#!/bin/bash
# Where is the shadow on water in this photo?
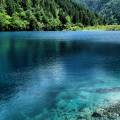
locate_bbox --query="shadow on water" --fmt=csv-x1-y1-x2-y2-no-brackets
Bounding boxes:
0,38,120,97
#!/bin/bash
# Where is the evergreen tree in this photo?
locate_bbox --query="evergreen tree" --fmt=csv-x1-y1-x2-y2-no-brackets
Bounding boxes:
0,0,102,31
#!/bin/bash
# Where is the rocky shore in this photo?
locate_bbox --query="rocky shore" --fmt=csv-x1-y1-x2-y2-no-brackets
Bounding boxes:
91,102,120,120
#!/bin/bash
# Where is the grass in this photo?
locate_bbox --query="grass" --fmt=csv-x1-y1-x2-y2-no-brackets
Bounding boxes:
83,25,120,31
64,25,120,31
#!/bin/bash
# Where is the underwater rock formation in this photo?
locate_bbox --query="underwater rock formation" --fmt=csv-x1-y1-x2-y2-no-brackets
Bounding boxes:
91,102,120,120
96,87,120,94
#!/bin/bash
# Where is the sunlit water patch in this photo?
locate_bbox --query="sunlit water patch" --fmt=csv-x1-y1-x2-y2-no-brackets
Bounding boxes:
0,32,120,120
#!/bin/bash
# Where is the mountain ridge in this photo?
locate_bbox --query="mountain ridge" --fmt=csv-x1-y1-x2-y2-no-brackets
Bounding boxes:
76,0,120,24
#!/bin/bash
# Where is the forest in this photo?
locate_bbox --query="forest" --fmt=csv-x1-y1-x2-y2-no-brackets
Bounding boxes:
77,0,120,25
0,0,102,31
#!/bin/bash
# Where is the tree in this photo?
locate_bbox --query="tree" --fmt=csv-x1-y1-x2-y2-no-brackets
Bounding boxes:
0,12,11,30
0,0,102,30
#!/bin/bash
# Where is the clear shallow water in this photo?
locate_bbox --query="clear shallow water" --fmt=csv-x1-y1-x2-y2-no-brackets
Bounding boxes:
0,31,120,120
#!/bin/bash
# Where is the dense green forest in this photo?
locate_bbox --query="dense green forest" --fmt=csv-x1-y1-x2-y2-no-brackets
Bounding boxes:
76,0,120,25
0,0,102,31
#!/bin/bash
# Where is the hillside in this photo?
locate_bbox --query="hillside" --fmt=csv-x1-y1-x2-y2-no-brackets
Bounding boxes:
0,0,101,31
76,0,120,24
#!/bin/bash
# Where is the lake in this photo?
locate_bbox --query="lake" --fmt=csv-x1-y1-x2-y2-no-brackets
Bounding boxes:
0,31,120,120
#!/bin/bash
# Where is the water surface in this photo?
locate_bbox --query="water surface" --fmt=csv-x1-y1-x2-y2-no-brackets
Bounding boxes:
0,31,120,120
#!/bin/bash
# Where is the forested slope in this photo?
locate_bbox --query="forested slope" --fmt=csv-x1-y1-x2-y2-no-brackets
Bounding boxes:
76,0,120,24
0,0,101,31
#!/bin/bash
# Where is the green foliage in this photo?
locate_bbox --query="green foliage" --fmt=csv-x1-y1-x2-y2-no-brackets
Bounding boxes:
83,25,120,31
78,0,120,25
0,12,11,30
66,16,72,25
0,0,102,31
5,0,15,15
10,12,28,30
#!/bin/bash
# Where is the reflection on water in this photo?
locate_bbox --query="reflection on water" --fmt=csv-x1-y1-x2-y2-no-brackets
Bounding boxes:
0,32,120,120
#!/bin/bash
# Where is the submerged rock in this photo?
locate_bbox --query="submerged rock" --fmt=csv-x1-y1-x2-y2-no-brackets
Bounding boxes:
91,102,120,120
92,112,102,117
96,87,120,94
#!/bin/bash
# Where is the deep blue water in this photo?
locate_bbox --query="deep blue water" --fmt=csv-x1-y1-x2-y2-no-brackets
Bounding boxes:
0,31,120,120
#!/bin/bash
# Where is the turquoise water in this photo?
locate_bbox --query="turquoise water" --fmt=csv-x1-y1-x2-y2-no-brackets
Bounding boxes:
0,31,120,120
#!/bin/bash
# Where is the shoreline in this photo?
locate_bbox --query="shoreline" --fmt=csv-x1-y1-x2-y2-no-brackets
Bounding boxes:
0,25,120,32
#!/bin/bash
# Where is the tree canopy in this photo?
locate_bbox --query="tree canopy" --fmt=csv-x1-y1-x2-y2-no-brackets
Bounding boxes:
0,0,102,31
77,0,120,25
